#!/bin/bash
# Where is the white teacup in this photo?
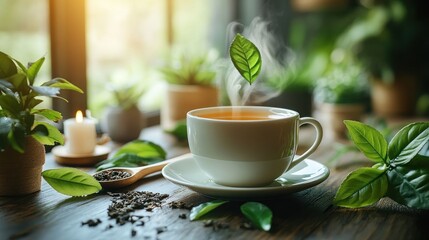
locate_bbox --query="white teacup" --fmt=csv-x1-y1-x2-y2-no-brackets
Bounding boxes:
187,106,323,187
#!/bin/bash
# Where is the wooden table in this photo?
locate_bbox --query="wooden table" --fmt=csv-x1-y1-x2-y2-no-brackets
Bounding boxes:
1,126,428,240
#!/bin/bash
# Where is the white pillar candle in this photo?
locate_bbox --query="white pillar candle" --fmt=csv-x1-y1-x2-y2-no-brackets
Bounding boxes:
64,110,97,155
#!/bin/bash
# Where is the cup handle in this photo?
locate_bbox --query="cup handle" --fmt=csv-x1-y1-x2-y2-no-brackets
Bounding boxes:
289,117,323,170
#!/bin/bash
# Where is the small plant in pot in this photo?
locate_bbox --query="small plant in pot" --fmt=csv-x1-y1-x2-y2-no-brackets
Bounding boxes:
0,51,82,196
336,0,423,117
160,50,219,130
101,83,145,143
314,64,369,140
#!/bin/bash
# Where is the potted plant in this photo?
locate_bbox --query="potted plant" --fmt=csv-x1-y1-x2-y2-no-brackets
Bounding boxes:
160,50,219,130
336,0,422,117
313,64,369,139
0,51,82,196
101,84,144,143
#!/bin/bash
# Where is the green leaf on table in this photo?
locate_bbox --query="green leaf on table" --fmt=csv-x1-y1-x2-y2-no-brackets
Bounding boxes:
240,202,272,231
229,33,262,85
42,168,102,196
344,120,388,164
166,120,187,141
189,200,228,221
96,153,165,171
114,140,167,159
388,122,429,166
387,154,429,209
334,167,388,208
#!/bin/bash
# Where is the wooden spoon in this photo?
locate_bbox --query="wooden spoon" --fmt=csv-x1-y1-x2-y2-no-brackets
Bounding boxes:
95,153,192,189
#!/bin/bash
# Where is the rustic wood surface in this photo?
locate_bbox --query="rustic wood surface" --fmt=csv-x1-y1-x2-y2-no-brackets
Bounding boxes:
1,125,428,240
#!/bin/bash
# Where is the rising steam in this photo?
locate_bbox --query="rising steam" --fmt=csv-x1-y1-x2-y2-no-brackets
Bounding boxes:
224,17,294,106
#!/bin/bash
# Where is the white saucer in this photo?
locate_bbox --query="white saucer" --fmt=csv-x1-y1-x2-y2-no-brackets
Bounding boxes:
162,156,330,199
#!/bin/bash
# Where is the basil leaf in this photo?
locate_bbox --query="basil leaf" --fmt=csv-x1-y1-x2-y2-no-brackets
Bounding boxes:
114,140,167,159
96,153,164,171
344,120,388,164
229,33,262,85
334,167,388,208
189,200,228,221
42,168,102,196
240,202,272,231
388,122,429,166
387,154,429,209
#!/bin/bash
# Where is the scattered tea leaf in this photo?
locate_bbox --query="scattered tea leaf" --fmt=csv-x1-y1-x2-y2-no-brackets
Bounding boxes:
388,122,429,166
344,120,388,164
229,33,262,85
334,167,388,208
189,200,228,221
240,202,272,231
42,168,102,196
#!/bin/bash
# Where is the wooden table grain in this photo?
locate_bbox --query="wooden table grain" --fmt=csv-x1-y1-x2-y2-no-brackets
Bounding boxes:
1,126,428,240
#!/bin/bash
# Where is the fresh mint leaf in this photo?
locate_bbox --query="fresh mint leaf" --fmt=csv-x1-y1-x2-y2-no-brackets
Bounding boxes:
240,202,272,231
388,122,429,166
344,120,388,164
189,200,228,221
42,168,102,196
229,33,262,85
387,154,429,209
334,167,388,208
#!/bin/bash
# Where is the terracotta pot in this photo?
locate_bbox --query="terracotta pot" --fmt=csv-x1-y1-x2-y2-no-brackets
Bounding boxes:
318,103,365,140
371,76,417,118
0,137,45,196
102,105,144,143
161,85,218,130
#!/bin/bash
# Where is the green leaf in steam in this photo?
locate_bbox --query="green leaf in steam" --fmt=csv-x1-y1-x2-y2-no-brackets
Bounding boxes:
388,122,429,166
189,200,228,221
240,202,272,231
334,167,388,208
229,33,262,85
344,120,388,164
42,168,102,196
387,154,429,209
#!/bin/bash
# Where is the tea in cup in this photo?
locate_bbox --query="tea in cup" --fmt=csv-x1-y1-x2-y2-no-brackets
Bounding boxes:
187,106,323,187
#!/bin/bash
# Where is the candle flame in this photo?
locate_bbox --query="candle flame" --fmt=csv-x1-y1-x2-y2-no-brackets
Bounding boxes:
76,110,83,123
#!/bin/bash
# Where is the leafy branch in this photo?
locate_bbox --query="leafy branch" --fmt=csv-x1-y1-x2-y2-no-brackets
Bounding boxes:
334,120,429,209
